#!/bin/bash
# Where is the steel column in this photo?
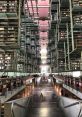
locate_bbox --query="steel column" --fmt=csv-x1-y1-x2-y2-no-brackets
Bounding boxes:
69,0,74,51
66,23,70,70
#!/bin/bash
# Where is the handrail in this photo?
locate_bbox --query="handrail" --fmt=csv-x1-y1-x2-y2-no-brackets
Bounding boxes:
11,97,31,117
14,103,27,109
64,101,81,108
64,101,82,117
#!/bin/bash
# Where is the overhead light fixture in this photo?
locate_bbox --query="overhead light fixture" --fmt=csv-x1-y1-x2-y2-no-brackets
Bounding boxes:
73,71,80,77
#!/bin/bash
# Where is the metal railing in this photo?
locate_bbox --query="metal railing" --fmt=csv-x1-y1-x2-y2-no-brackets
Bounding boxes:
11,97,31,117
64,101,82,117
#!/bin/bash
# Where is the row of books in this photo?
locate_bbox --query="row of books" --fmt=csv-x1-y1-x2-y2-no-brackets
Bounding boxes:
73,0,82,7
59,31,67,40
0,0,17,13
73,15,82,24
60,9,70,17
0,53,12,70
74,32,82,39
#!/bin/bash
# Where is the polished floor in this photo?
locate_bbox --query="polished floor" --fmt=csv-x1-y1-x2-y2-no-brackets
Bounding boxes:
26,78,66,117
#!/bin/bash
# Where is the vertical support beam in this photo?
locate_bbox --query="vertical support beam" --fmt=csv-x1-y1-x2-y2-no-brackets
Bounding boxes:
11,52,14,71
57,24,59,42
18,0,21,46
3,51,5,74
23,27,26,73
53,28,56,73
56,47,59,72
80,51,82,70
57,1,60,42
55,24,58,72
57,1,59,71
30,0,35,17
27,0,31,17
51,51,52,71
17,0,20,75
56,2,59,50
64,42,67,71
25,24,27,73
69,0,74,51
58,0,61,21
55,25,58,48
13,50,17,75
49,0,51,28
66,23,70,70
57,4,59,21
0,100,1,117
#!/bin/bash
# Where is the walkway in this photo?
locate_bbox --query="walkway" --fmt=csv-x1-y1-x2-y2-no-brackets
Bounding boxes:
0,85,25,103
26,78,66,117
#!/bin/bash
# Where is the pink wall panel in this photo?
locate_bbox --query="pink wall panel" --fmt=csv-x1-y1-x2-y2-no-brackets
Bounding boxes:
38,0,49,6
38,8,49,17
